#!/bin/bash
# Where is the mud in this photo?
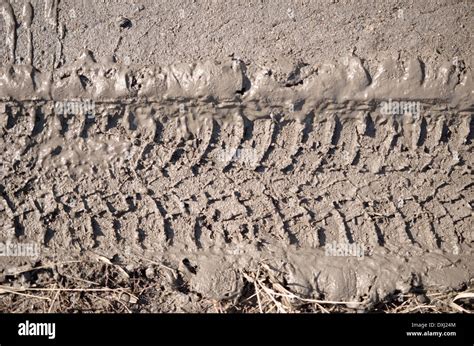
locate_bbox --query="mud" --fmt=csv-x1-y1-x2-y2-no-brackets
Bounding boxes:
0,0,473,311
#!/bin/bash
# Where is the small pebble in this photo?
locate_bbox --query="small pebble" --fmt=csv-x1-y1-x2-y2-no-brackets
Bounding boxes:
416,294,429,304
120,293,130,303
145,267,155,279
125,264,135,272
118,16,132,29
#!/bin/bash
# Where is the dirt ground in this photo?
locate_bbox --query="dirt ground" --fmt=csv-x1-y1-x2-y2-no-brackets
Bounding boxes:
0,0,473,313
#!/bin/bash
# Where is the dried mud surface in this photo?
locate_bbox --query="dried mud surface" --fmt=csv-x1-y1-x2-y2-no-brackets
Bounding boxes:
0,0,473,312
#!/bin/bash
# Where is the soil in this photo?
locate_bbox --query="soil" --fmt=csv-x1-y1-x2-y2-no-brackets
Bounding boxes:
0,0,473,312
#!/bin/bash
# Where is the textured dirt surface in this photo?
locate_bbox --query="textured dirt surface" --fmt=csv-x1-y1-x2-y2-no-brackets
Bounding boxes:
0,0,473,312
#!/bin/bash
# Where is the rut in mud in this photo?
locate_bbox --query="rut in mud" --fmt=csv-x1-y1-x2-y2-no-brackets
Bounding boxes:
1,52,473,306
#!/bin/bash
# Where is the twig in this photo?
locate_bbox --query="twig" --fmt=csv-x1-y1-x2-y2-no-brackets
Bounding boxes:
0,287,50,301
48,286,61,313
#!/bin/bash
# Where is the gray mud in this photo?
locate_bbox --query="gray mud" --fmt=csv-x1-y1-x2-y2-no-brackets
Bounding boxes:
0,0,473,312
